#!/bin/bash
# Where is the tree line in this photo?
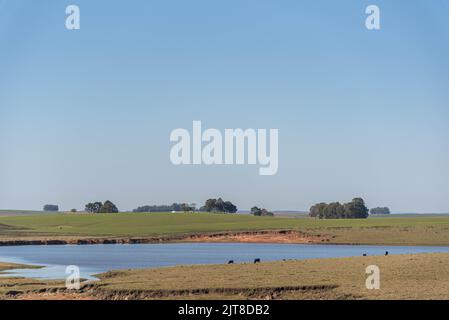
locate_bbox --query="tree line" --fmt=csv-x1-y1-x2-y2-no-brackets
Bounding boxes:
133,203,195,213
309,198,369,219
43,204,59,212
43,198,277,216
44,199,388,218
370,207,391,214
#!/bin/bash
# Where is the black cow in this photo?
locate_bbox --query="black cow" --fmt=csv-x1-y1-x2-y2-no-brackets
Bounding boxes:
385,251,389,256
363,253,367,257
228,260,234,264
254,258,261,263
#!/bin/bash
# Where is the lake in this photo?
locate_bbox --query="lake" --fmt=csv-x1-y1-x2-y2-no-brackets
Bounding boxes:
1,243,449,280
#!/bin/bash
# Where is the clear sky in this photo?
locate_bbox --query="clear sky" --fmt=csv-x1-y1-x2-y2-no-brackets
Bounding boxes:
1,0,448,212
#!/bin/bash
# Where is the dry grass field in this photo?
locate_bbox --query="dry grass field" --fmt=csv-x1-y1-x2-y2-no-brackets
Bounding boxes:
90,253,449,300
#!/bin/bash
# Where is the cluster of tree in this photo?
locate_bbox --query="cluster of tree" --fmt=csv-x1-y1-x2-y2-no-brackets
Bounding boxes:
179,203,196,212
200,198,237,213
43,204,59,212
370,207,391,214
309,198,369,219
85,200,118,213
250,207,274,216
133,203,196,213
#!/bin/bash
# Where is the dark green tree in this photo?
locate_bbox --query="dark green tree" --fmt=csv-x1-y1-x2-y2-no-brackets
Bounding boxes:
204,199,217,212
251,206,262,216
309,202,327,219
99,200,119,213
202,198,237,213
85,202,103,214
223,201,237,213
344,198,369,219
324,202,345,219
309,198,368,219
215,198,225,212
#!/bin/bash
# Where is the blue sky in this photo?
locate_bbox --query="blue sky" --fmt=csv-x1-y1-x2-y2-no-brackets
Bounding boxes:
1,0,448,212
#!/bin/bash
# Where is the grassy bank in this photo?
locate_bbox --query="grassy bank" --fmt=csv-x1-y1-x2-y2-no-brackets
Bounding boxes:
0,263,59,299
91,252,449,300
1,212,449,245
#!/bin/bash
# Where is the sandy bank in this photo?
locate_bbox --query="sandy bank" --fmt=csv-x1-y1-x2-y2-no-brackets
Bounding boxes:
0,230,326,246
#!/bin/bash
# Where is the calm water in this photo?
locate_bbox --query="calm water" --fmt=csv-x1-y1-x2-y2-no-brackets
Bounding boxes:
1,243,449,280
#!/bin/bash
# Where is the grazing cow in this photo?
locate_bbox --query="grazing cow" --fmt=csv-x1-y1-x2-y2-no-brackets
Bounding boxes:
228,260,234,264
254,258,261,264
385,251,389,256
363,253,367,257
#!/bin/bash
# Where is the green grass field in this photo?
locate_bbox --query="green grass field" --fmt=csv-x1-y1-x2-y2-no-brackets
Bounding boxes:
1,212,449,245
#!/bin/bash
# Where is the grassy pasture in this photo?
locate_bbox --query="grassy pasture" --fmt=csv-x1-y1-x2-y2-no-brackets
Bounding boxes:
1,212,449,245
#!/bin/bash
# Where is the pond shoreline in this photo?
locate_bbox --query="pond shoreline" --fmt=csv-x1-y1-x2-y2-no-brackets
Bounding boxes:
2,229,449,247
0,230,327,247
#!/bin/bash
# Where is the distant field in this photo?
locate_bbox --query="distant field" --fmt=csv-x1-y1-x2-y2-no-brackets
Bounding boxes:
1,212,449,245
371,213,449,218
0,210,56,217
